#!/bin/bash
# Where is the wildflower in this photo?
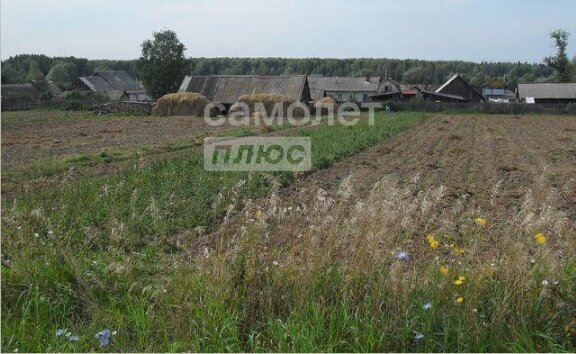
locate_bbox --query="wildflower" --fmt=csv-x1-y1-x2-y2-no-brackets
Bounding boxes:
396,251,410,261
48,230,53,236
534,233,547,245
541,280,549,286
255,210,264,219
414,332,424,340
440,265,449,275
272,261,279,266
426,234,440,249
450,243,465,255
423,302,432,310
456,297,464,303
55,329,66,337
475,217,487,227
95,329,111,346
454,275,465,286
34,233,39,238
69,336,79,342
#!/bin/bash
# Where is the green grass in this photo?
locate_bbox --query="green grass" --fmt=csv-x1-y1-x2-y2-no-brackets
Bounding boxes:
3,112,574,352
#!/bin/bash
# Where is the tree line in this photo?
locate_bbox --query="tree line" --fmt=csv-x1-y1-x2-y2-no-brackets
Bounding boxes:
2,30,575,98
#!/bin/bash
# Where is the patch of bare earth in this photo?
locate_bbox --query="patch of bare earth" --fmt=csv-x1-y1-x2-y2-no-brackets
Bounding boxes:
1,111,236,167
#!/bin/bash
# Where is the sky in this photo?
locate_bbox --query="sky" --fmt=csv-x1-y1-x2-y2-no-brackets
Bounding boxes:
1,0,575,63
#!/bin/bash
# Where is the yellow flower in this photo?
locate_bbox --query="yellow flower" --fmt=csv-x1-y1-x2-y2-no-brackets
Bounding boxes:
534,233,547,245
456,297,464,303
255,210,264,219
475,217,487,227
454,275,465,286
450,243,465,255
440,265,449,276
426,234,440,249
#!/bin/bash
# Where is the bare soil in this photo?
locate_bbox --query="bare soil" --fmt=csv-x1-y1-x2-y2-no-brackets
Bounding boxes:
1,111,235,167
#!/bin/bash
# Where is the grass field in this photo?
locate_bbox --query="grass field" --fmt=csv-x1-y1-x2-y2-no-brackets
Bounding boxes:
1,111,575,352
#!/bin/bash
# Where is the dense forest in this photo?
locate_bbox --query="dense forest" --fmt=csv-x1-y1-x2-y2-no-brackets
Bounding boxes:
3,53,576,91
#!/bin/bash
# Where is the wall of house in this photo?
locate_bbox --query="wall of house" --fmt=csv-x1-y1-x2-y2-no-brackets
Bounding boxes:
326,91,373,102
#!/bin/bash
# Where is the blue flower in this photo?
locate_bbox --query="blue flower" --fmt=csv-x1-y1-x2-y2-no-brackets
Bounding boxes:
55,329,65,337
68,335,80,342
414,332,424,340
423,302,432,310
95,329,111,346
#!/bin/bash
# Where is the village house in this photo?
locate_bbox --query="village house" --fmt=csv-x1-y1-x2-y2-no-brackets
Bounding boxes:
71,71,150,101
1,80,62,105
178,75,311,112
420,74,484,102
308,75,383,103
482,78,516,102
517,82,576,103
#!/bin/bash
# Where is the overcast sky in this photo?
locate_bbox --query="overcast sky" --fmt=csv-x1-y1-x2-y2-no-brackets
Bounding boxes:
1,0,575,62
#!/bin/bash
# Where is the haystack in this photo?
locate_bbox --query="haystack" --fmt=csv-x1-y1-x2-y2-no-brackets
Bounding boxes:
229,94,307,118
151,92,216,117
314,96,338,115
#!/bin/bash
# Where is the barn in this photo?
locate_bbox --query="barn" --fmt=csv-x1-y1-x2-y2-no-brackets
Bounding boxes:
71,71,150,101
178,75,311,111
423,74,484,102
517,82,576,103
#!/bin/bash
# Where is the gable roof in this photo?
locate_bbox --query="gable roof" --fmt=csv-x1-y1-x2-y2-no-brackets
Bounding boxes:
436,74,484,101
308,77,381,93
178,75,310,104
77,71,140,93
517,82,576,99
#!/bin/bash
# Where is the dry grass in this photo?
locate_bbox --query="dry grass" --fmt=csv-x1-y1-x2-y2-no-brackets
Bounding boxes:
314,96,338,115
151,92,216,117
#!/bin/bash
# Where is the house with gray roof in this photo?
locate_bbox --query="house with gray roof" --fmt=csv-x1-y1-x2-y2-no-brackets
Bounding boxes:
517,82,576,103
178,75,311,109
308,75,386,103
71,71,150,101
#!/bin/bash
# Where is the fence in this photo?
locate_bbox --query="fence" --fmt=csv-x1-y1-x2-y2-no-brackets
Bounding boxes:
385,101,576,115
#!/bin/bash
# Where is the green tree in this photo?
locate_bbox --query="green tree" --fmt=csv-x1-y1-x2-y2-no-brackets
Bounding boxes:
544,29,571,82
137,29,186,98
46,62,77,89
26,60,45,81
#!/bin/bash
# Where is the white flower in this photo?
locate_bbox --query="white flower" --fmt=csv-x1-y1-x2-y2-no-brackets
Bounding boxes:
414,332,424,340
34,233,39,238
542,280,549,286
272,261,279,266
48,230,53,236
396,251,410,261
423,302,432,310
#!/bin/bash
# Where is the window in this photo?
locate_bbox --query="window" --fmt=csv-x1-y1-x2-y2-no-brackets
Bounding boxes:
337,93,342,101
363,94,368,101
384,85,390,92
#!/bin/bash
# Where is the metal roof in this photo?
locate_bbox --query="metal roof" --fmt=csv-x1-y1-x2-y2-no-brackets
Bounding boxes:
308,77,380,93
310,88,325,102
77,71,140,93
517,82,576,99
178,75,310,104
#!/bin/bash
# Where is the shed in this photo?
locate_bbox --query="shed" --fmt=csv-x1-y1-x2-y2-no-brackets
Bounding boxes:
517,82,576,103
